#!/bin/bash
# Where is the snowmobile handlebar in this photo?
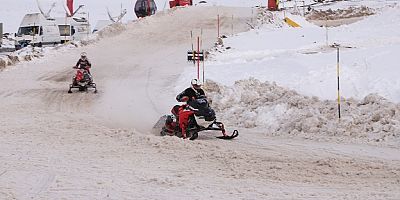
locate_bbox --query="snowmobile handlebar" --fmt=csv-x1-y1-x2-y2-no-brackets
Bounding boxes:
180,95,207,102
72,65,91,69
73,66,91,70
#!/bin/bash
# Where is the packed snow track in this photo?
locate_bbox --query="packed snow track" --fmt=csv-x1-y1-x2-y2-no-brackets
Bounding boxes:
0,6,399,200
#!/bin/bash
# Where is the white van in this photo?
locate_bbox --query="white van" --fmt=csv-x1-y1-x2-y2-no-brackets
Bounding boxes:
15,13,61,49
55,17,91,43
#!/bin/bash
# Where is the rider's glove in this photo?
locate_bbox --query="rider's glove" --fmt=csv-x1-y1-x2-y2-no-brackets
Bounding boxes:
180,96,189,102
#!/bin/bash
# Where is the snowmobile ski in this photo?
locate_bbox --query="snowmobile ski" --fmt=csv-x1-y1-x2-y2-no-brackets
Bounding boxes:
216,130,239,140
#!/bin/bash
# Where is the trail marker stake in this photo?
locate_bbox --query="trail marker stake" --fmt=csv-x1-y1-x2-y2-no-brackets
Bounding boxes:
336,44,341,119
187,32,205,82
217,14,220,38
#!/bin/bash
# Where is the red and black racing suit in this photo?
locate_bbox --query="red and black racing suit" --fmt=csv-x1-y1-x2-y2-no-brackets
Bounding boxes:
176,87,205,138
75,58,92,74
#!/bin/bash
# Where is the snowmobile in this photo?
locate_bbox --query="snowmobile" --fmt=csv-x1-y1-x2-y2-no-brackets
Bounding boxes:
158,97,238,140
68,66,97,93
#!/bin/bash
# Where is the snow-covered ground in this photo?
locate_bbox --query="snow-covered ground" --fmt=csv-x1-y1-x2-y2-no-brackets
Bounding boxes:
0,0,151,33
185,3,400,101
1,0,400,199
0,0,267,33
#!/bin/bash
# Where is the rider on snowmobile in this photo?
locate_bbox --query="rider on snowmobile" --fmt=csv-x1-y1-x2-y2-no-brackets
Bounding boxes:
75,52,92,73
175,78,206,139
176,78,205,102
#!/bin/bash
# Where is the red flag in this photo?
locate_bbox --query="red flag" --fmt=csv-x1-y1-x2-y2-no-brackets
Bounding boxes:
67,0,74,15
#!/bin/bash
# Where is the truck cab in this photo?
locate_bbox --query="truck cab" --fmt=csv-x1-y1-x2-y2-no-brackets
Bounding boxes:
15,13,61,49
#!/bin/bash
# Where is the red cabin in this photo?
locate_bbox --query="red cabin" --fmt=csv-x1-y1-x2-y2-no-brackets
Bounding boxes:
169,0,193,8
134,0,157,18
268,0,278,11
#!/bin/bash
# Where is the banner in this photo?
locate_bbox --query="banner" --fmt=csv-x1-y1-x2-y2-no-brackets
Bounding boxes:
67,0,74,15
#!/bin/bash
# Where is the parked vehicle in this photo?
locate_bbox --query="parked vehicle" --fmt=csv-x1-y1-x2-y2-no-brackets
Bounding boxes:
55,17,90,43
15,13,61,49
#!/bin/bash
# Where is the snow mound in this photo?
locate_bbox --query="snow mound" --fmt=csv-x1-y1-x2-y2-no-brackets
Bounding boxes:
306,6,375,21
94,22,127,39
206,78,400,145
0,48,45,69
254,7,285,29
254,7,317,29
0,22,128,69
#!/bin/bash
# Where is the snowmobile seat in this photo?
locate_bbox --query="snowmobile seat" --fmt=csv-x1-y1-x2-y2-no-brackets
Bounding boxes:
171,105,181,117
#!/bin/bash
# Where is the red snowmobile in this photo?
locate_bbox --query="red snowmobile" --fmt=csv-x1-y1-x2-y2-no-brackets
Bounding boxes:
68,66,97,93
158,96,238,140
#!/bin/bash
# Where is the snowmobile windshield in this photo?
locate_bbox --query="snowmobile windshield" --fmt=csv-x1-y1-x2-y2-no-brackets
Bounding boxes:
188,98,208,110
189,98,216,121
17,26,40,36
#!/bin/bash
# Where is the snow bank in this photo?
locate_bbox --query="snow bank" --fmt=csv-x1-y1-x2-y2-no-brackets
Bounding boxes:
0,48,43,69
306,6,375,21
198,3,400,104
311,0,398,11
206,78,400,145
92,22,127,40
0,22,127,70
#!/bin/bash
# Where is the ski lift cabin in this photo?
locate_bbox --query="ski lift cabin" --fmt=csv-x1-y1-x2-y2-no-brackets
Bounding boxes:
169,0,193,8
134,0,157,18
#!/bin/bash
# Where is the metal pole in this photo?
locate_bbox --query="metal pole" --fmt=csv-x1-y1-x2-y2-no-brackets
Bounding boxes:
87,12,90,38
337,47,341,119
197,36,200,80
202,56,205,84
200,29,203,50
0,23,3,47
201,29,204,83
231,15,234,36
190,31,194,51
33,23,36,42
65,16,67,43
217,14,220,38
251,8,253,25
190,30,194,65
325,16,329,46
